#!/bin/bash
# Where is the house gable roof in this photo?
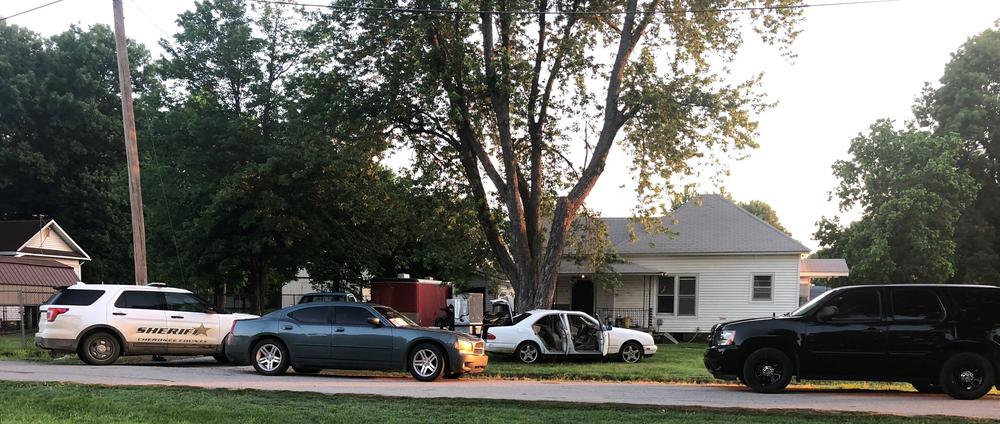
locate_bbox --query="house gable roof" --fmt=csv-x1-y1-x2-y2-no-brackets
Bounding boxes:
602,194,811,255
0,219,91,261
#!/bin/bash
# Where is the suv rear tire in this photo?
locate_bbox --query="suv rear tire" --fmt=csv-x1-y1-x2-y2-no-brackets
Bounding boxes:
78,331,121,365
741,347,793,394
939,352,995,400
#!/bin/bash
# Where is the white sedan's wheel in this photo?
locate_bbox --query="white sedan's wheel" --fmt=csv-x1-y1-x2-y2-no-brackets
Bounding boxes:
516,342,541,364
619,341,643,364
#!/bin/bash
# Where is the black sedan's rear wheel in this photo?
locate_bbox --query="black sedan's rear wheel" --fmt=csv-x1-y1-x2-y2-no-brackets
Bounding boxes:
741,347,793,394
251,339,289,376
939,352,995,400
409,343,445,382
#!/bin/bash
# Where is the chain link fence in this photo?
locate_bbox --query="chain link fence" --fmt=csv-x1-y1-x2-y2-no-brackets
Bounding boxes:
0,289,55,345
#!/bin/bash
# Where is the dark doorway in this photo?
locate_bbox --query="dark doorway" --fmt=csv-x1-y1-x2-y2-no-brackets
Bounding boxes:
571,279,595,315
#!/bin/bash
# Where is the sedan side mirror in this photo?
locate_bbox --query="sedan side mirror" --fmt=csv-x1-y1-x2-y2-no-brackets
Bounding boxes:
368,317,382,327
816,305,838,321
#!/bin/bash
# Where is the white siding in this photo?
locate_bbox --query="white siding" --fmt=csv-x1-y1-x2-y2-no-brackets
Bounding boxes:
24,227,74,252
612,254,801,334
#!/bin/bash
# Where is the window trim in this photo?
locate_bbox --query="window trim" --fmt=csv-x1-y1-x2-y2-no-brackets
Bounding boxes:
656,274,698,317
819,287,883,323
889,288,947,323
333,305,376,326
288,306,332,325
750,273,775,302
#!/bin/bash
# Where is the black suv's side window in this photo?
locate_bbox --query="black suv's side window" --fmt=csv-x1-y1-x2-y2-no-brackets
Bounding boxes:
335,306,374,325
891,289,944,321
825,289,881,322
114,291,166,310
289,306,331,324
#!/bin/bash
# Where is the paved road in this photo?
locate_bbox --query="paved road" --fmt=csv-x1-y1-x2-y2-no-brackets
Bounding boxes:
0,359,997,419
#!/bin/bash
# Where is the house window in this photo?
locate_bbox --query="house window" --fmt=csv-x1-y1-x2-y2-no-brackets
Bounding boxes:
657,275,697,316
752,275,773,301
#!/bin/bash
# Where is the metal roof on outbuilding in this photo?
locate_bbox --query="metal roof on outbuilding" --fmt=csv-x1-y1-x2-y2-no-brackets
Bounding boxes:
0,257,79,288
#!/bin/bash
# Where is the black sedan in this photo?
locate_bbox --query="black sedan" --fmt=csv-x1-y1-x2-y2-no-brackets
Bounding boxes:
225,302,488,381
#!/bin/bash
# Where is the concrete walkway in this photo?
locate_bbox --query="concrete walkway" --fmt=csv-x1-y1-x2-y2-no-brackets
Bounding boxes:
0,359,997,420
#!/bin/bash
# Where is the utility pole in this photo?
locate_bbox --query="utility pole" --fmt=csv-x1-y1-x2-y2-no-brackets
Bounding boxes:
112,0,148,285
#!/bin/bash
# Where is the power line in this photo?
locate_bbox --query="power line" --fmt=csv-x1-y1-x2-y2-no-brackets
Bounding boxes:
0,0,66,22
247,0,903,16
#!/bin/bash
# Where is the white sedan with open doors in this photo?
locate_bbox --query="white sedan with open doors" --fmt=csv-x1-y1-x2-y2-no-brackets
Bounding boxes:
484,309,657,364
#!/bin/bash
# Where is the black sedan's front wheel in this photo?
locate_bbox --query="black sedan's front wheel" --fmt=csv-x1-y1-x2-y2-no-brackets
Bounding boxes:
741,347,793,394
409,343,445,382
252,339,289,376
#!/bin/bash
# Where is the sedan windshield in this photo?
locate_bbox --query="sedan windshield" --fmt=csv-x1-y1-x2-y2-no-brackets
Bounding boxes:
790,289,837,317
374,306,419,327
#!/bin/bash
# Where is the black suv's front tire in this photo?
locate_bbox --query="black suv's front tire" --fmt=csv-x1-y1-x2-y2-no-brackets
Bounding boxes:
939,352,995,400
741,347,793,394
78,331,121,365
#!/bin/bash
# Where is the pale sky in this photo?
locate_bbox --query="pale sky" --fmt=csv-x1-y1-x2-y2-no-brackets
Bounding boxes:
5,0,1000,251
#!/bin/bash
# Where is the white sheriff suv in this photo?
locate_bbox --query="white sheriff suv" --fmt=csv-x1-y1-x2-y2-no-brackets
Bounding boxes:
35,283,256,365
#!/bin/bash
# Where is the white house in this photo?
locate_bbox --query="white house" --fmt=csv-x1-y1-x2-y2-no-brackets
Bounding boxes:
555,195,848,336
0,219,90,278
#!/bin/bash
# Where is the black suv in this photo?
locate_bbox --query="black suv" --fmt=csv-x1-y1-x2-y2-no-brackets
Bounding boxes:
704,284,1000,400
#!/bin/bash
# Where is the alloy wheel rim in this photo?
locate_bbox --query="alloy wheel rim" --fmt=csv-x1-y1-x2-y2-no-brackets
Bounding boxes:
622,345,641,363
256,344,282,372
754,359,782,385
412,349,439,377
520,345,538,363
956,367,984,391
89,337,114,360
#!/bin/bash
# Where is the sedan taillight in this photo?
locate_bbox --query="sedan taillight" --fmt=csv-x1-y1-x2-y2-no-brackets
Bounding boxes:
46,307,69,322
485,331,496,340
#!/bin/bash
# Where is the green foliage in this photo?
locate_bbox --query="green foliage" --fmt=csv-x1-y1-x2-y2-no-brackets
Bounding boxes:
308,0,804,308
815,121,978,283
737,199,790,235
915,25,1000,283
0,23,151,282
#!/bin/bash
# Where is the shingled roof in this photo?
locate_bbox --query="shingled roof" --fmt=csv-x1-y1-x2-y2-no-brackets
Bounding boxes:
600,194,811,255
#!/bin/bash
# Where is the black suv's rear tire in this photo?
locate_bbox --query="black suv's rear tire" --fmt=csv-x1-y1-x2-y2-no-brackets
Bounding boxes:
741,347,793,394
78,331,121,365
939,352,995,400
911,382,943,394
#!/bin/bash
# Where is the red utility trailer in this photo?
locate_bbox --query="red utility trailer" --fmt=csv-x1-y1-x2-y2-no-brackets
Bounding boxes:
370,275,452,327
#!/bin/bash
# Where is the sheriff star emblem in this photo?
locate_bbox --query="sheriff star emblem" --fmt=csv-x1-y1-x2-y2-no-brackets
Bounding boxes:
192,324,210,336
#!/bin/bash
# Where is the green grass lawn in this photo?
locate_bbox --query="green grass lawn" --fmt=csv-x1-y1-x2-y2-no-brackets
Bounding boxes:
0,381,986,424
0,333,64,361
481,343,714,383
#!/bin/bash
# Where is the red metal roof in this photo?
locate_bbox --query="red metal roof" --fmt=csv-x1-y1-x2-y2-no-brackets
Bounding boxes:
0,257,79,288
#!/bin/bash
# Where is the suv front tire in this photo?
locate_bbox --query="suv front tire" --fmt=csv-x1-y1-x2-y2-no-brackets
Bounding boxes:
742,347,793,394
